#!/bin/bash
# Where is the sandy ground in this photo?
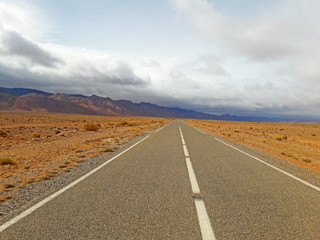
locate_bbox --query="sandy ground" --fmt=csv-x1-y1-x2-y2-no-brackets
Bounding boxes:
0,112,171,203
185,120,320,174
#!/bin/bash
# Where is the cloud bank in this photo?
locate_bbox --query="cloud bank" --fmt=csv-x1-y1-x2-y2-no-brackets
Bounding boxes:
168,0,320,117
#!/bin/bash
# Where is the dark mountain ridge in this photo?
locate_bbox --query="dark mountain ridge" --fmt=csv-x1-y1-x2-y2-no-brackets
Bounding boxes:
0,87,52,97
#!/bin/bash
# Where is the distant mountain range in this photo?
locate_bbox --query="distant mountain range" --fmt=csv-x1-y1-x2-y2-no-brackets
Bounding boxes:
0,87,271,121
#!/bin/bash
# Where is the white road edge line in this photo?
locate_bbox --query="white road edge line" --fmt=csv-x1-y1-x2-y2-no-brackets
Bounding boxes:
195,200,217,240
215,138,320,192
0,135,150,233
185,157,200,194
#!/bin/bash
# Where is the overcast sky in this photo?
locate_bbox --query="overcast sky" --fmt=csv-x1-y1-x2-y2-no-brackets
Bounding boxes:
0,0,319,119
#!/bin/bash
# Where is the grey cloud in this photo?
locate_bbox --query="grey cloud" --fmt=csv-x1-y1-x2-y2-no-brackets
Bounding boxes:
232,34,295,61
74,61,150,87
0,27,149,89
244,82,276,92
169,69,200,89
140,59,161,68
0,55,150,99
137,92,320,120
170,69,185,79
197,54,226,76
106,61,150,86
1,29,62,67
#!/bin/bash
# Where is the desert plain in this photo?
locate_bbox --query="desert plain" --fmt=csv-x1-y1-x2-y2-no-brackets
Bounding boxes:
0,112,171,203
186,119,320,174
1,113,320,204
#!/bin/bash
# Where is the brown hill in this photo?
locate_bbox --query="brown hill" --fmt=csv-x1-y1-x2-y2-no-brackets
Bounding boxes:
0,93,17,109
0,89,220,119
12,93,93,114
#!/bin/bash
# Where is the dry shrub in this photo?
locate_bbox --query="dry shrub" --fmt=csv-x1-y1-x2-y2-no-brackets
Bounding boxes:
0,195,12,203
33,133,41,138
101,147,114,152
116,121,129,127
84,123,101,131
303,159,312,163
0,129,8,137
0,157,15,165
104,123,114,128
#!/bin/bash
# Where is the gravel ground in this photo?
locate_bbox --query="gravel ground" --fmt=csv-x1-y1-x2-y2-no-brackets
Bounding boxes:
0,133,149,224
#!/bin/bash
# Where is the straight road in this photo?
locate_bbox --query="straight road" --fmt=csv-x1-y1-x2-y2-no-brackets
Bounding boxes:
1,121,319,239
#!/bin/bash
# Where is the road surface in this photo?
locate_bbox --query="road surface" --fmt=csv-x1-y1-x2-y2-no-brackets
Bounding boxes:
1,121,319,239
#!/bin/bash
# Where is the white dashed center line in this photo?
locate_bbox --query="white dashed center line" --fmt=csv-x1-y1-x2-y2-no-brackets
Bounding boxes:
195,200,216,240
183,145,190,157
185,157,201,194
179,125,216,240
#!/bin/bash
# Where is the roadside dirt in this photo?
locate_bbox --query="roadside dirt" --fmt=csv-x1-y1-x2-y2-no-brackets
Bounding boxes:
185,120,320,174
0,112,172,202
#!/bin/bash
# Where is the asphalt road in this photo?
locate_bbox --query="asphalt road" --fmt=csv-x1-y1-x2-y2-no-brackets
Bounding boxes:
1,121,319,239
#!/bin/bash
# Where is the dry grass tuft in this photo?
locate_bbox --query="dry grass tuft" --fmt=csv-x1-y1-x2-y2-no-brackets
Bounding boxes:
84,123,101,131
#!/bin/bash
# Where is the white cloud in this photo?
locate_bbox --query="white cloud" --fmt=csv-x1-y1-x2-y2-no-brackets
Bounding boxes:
0,2,49,40
169,0,320,61
196,54,226,76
